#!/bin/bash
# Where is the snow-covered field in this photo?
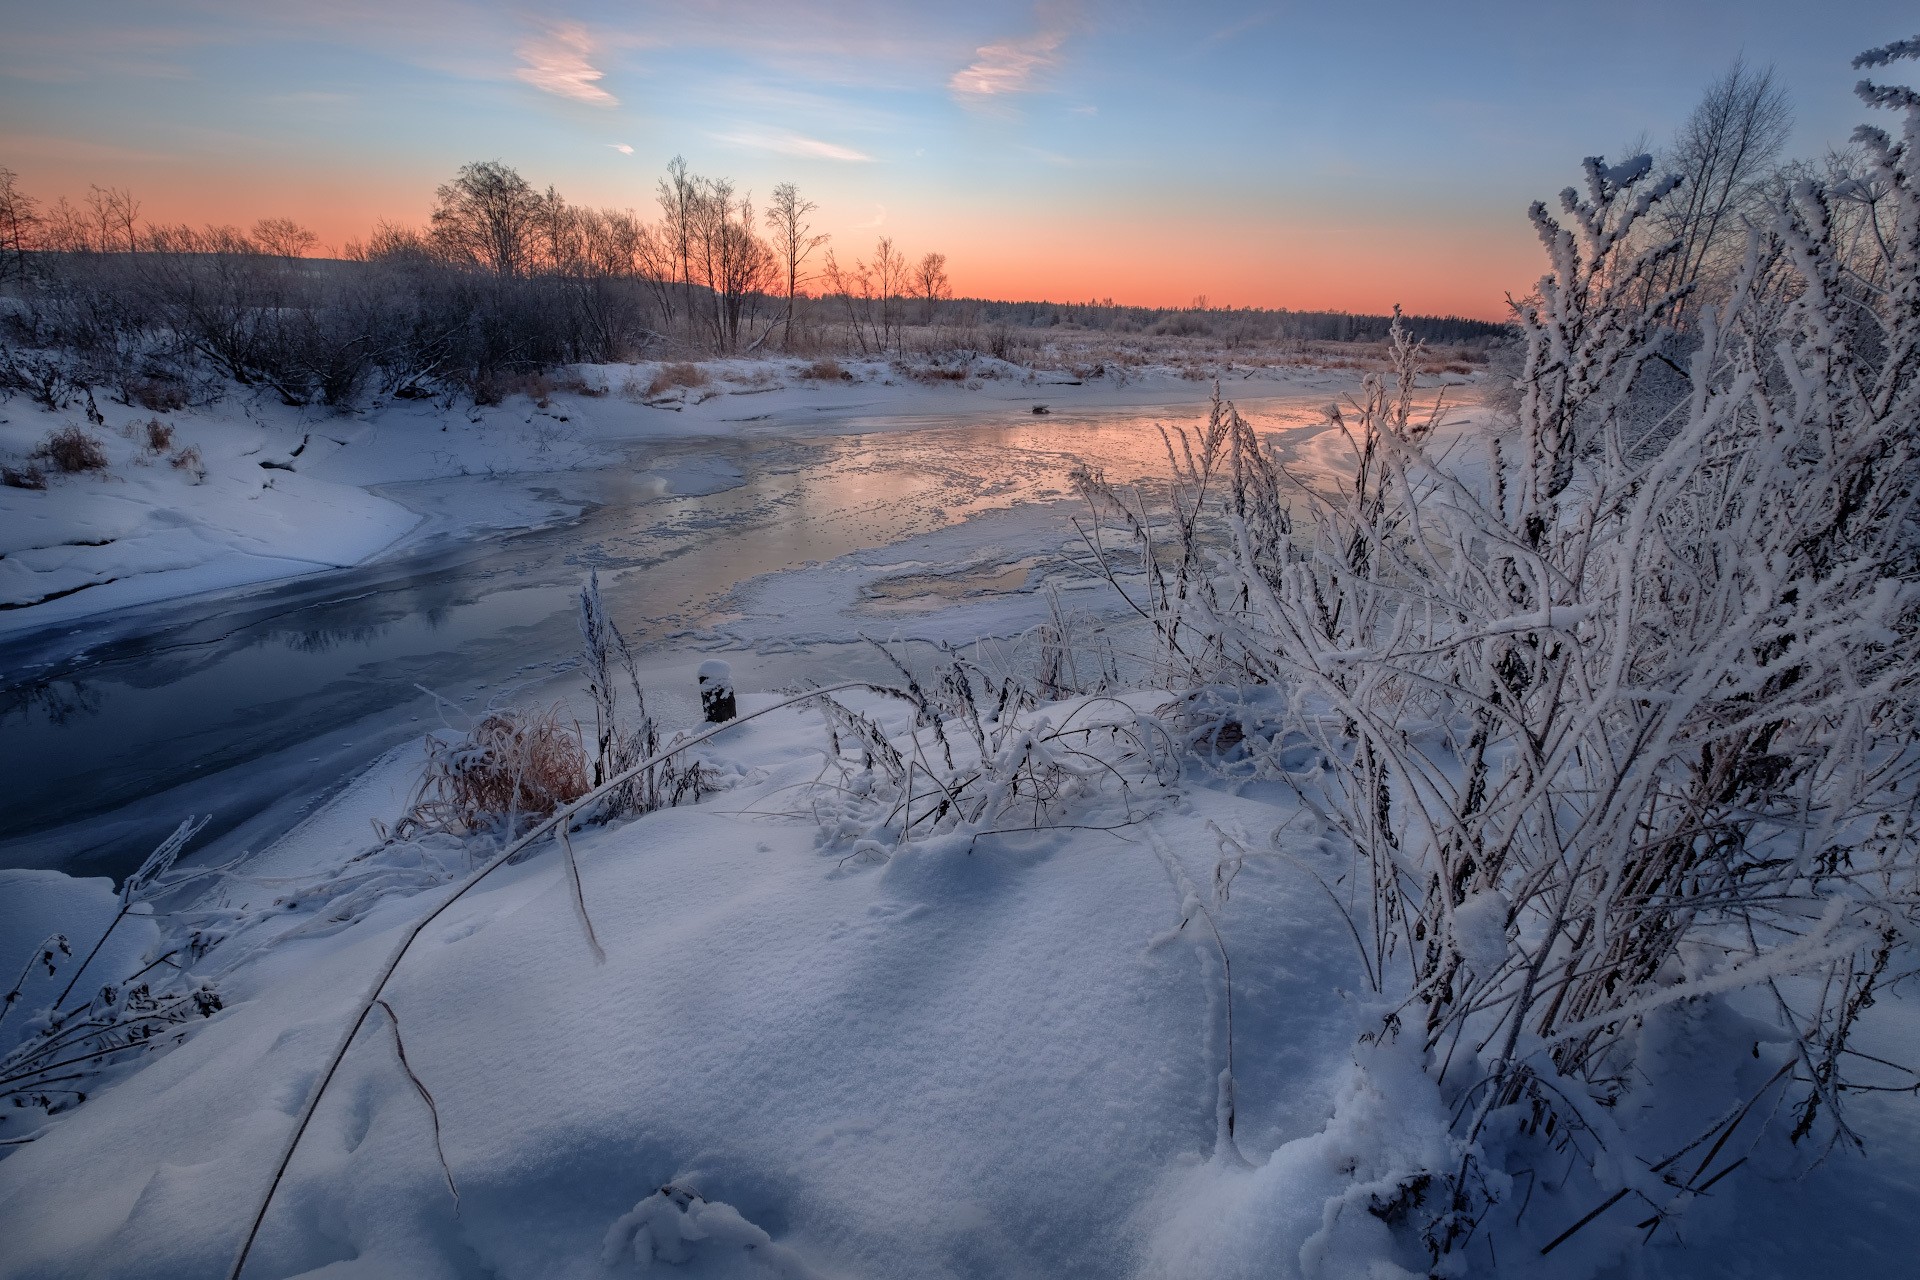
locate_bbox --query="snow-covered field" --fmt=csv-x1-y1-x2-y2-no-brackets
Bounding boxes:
1,687,1912,1279
0,693,1366,1278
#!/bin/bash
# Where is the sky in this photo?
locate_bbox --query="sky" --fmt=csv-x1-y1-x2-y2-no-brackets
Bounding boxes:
1,1,1911,319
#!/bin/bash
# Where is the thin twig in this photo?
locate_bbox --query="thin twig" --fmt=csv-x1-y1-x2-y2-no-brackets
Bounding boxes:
375,998,459,1211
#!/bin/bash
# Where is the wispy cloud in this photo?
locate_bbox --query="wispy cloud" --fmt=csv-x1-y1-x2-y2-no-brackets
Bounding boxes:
948,30,1065,100
608,143,634,155
715,130,874,163
1197,10,1277,50
515,22,616,106
852,204,887,229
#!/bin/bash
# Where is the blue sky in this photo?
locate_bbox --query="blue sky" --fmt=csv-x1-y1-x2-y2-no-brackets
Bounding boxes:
2,1,1909,316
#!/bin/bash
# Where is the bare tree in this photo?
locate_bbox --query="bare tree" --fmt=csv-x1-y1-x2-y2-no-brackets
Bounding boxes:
822,248,876,354
430,161,541,277
533,185,582,275
252,217,318,259
871,237,907,352
84,185,139,253
689,179,774,352
40,197,89,253
914,251,949,326
1645,59,1794,316
633,218,683,333
0,167,39,279
763,182,828,348
656,156,701,336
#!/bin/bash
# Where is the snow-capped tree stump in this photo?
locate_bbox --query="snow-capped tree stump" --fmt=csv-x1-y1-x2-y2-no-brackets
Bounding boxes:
698,660,736,723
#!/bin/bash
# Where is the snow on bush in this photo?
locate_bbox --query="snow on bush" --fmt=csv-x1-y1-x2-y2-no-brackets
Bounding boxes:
1081,43,1920,1268
0,820,221,1135
801,642,1177,868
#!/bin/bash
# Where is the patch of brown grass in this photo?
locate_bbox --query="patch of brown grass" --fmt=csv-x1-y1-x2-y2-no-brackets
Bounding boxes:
123,376,189,412
551,369,610,397
900,360,969,384
34,426,109,473
143,418,175,452
645,362,710,396
1,462,47,489
473,370,555,407
799,358,849,382
401,706,591,836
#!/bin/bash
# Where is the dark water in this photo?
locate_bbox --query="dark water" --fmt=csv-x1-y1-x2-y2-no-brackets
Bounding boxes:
0,395,1350,880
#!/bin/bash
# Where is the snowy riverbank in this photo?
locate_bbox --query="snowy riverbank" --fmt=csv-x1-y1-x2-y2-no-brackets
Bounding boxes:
0,357,1387,638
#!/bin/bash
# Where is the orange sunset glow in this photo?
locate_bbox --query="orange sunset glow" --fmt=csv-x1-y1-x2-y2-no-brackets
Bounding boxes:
4,2,1892,319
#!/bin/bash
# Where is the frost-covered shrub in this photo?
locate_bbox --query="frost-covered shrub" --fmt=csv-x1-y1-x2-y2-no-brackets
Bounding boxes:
577,570,714,819
122,375,188,412
1087,44,1920,1266
0,819,222,1134
804,643,1176,863
397,707,590,837
167,444,204,480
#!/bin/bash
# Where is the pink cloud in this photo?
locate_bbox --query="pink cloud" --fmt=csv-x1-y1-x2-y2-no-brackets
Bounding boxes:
948,30,1064,99
716,130,873,163
515,22,616,106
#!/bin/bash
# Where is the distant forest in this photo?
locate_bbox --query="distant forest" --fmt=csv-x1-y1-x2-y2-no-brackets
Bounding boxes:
0,156,1509,409
963,298,1506,343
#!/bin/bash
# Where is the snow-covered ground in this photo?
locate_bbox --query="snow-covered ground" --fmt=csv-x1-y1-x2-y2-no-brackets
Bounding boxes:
0,356,1381,638
7,356,1911,1279
1,687,1913,1279
0,694,1364,1278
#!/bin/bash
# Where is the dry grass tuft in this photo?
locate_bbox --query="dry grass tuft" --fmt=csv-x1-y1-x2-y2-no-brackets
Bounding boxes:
123,376,189,412
34,427,109,473
399,706,591,837
550,368,610,398
143,418,175,452
645,362,709,395
1,461,48,489
799,358,849,381
473,370,555,407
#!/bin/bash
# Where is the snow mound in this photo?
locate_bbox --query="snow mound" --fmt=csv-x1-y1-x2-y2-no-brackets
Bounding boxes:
603,1185,828,1277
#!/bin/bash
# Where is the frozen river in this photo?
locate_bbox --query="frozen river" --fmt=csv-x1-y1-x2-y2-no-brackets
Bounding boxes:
0,389,1422,879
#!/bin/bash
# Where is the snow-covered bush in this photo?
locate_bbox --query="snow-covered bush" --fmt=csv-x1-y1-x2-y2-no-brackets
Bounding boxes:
1089,44,1920,1266
804,643,1176,862
0,820,222,1134
395,706,591,837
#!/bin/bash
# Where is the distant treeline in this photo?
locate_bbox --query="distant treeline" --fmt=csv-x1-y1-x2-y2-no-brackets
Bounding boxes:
0,157,1510,410
963,299,1507,344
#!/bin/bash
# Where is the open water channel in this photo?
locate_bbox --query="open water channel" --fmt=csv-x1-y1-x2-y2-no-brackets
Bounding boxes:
0,389,1407,879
